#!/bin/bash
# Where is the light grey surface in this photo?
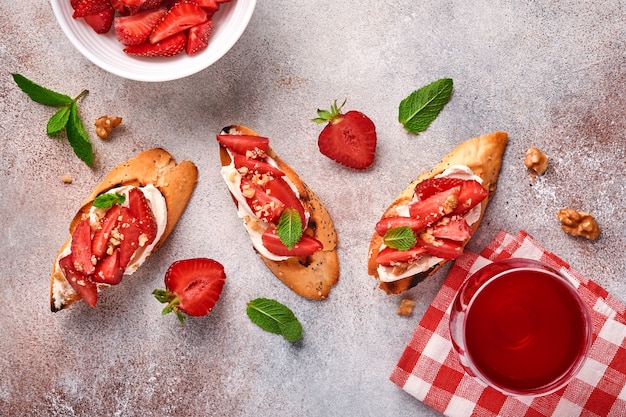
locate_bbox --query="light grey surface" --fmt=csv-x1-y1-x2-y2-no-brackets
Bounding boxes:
1,1,625,416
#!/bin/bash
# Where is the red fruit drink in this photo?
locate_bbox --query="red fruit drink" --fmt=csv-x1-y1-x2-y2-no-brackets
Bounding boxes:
450,258,592,396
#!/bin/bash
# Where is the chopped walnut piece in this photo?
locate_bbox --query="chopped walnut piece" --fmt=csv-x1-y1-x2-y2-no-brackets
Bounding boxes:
397,299,415,316
61,175,73,184
557,208,600,240
94,115,122,139
524,147,548,176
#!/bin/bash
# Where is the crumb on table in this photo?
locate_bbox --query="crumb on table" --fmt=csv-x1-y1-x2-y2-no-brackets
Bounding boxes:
397,299,415,316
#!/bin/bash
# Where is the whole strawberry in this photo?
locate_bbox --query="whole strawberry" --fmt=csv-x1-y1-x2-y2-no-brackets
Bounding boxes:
153,258,226,323
313,99,377,170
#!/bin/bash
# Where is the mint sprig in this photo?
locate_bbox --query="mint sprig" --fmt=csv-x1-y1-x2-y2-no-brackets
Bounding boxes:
246,298,303,342
383,226,417,250
399,78,453,134
276,208,303,249
12,73,93,166
93,192,126,209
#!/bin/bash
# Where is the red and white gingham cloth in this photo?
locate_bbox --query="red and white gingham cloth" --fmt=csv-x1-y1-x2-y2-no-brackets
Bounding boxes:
391,230,626,417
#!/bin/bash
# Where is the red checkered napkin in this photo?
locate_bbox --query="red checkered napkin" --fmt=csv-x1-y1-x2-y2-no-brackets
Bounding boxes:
391,230,626,417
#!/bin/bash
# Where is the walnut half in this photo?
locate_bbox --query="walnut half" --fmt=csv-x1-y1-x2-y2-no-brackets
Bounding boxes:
94,115,122,139
525,147,548,176
557,208,600,240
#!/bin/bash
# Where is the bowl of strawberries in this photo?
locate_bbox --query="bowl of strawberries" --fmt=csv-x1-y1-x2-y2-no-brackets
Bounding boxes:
51,0,256,82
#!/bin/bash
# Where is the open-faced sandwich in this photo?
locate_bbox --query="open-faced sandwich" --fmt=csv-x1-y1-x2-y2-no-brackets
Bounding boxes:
368,131,508,294
50,148,198,311
217,125,339,300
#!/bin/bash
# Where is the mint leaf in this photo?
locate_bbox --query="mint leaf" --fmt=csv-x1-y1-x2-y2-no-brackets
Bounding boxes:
47,106,71,136
277,208,303,249
383,226,417,250
93,192,126,209
399,78,453,134
12,73,73,106
66,102,93,167
246,298,303,342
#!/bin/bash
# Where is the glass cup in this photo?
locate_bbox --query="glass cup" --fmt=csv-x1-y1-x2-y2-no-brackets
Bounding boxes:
449,258,592,397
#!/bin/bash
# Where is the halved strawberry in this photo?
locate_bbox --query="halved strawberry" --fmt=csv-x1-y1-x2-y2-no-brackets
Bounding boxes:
261,227,323,257
72,0,111,18
233,153,284,178
91,204,122,260
431,216,472,242
123,32,187,57
128,188,158,247
453,180,488,215
70,218,96,275
149,1,208,44
263,177,306,228
59,254,98,307
216,134,270,157
92,249,124,285
83,7,115,34
408,186,461,225
116,207,142,268
375,215,428,237
313,100,377,170
114,7,167,46
153,258,226,323
376,246,427,267
414,177,465,201
417,235,464,260
186,19,212,55
240,177,285,224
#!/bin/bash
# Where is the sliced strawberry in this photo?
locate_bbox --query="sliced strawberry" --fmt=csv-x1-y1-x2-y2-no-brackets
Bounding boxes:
417,235,464,260
70,218,95,275
128,188,158,247
124,32,187,57
191,0,219,13
314,100,377,170
83,7,115,34
59,254,98,307
233,153,284,178
376,246,427,267
240,177,285,224
453,180,488,215
408,186,461,225
92,204,122,260
92,249,124,285
72,0,112,18
375,215,429,237
149,1,208,44
116,207,142,268
261,227,323,257
263,177,306,227
414,177,465,201
139,0,167,11
431,216,472,242
114,7,167,46
153,258,226,322
216,134,270,157
186,19,212,55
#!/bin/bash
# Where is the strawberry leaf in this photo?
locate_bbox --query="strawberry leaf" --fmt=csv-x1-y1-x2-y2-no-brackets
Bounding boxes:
276,208,302,249
12,73,73,106
384,226,417,250
399,78,453,134
47,106,71,136
66,102,94,167
246,298,303,342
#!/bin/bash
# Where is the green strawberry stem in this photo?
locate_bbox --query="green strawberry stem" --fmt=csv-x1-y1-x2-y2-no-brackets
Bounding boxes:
152,288,186,324
312,99,347,124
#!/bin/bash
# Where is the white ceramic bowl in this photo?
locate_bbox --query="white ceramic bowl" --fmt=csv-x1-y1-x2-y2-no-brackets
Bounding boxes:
51,0,256,82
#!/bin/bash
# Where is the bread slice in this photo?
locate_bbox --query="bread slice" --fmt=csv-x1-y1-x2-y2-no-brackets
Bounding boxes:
367,131,508,294
218,125,339,300
50,148,198,311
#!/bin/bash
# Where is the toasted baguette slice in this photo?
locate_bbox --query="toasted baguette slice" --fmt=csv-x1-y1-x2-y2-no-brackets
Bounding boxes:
218,125,339,300
50,148,198,311
368,131,508,294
